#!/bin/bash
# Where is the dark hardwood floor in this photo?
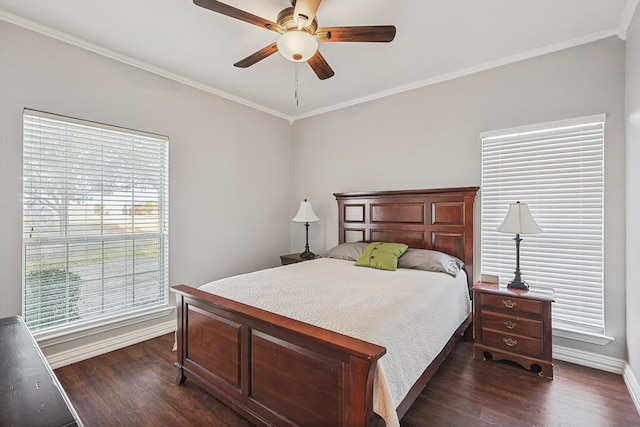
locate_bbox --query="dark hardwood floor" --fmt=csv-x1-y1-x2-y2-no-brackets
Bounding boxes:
54,333,640,427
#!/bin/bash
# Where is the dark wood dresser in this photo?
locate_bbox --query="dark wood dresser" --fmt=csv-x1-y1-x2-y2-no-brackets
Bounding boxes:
0,316,82,426
472,282,555,378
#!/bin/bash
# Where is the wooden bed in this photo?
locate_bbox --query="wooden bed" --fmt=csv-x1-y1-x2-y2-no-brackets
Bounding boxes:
172,187,479,427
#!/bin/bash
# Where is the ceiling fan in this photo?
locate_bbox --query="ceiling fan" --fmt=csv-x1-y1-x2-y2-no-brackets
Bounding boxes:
194,0,396,80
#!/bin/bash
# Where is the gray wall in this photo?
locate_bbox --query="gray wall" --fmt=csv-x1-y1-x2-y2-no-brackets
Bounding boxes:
291,37,628,360
0,18,633,366
0,21,293,353
626,7,640,383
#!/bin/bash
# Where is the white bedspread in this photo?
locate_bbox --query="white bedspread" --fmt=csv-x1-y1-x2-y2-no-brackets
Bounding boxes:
198,258,470,427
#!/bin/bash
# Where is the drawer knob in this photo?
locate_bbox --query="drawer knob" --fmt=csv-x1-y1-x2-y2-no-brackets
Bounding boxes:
504,320,518,329
502,299,517,309
503,337,518,347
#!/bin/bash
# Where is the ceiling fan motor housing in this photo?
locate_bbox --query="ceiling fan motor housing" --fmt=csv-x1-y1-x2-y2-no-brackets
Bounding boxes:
277,7,318,33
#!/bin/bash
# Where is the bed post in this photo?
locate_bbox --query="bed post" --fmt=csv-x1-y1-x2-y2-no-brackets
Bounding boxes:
174,292,186,385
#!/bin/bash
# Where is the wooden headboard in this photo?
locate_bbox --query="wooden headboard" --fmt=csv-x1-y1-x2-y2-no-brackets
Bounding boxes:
334,187,479,288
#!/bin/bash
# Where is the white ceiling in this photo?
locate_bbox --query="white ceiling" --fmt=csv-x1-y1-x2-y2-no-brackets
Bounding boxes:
0,0,637,121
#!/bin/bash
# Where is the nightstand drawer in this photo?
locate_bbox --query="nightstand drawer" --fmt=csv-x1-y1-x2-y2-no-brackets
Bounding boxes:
472,282,555,378
481,312,542,338
481,330,542,358
481,293,542,315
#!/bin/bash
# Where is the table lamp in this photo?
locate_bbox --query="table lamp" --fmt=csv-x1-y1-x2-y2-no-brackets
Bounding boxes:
497,201,542,290
292,199,320,259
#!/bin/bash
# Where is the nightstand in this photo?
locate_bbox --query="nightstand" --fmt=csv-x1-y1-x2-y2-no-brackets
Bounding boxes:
279,253,313,265
472,281,555,378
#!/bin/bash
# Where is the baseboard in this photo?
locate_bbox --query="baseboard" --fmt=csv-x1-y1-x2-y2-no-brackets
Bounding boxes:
554,344,640,416
45,319,176,369
39,323,640,417
623,363,640,415
553,344,626,374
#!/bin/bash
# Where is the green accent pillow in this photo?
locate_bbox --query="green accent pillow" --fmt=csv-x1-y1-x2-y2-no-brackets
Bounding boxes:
354,242,409,271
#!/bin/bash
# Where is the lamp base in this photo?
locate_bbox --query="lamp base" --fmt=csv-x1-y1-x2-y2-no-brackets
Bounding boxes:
299,250,315,260
507,280,529,290
507,253,529,290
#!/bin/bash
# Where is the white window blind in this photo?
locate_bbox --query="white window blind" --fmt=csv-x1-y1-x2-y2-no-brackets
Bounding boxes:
480,114,605,334
22,109,169,333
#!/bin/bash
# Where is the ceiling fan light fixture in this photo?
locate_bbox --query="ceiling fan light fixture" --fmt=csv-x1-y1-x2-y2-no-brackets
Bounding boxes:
277,30,318,62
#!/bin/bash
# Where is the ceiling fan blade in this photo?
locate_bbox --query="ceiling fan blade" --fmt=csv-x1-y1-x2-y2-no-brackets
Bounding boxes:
234,43,279,68
307,50,334,80
316,26,396,42
293,0,321,29
194,0,282,33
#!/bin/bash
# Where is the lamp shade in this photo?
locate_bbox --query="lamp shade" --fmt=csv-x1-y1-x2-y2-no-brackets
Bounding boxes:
497,201,542,234
277,31,318,62
292,199,319,223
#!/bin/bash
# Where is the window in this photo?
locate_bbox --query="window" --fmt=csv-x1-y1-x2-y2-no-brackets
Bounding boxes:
23,109,169,333
480,114,605,336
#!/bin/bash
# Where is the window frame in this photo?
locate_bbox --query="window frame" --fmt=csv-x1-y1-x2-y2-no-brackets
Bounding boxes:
22,109,170,336
480,114,612,344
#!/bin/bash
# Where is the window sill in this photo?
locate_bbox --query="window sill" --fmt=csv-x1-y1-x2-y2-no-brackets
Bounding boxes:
553,325,615,345
34,305,175,349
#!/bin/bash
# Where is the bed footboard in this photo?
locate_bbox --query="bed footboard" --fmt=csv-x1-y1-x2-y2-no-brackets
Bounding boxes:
172,285,386,427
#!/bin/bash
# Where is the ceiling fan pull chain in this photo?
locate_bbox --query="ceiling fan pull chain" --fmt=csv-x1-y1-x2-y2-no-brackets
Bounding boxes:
295,62,300,107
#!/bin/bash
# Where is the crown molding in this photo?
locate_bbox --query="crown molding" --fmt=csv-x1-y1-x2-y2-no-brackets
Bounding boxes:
0,10,291,122
291,28,621,122
617,0,640,40
0,9,627,125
